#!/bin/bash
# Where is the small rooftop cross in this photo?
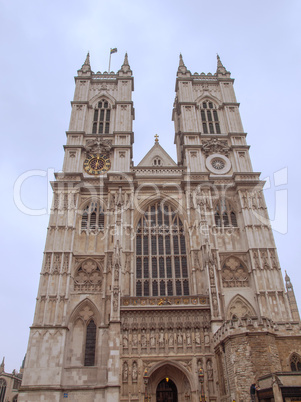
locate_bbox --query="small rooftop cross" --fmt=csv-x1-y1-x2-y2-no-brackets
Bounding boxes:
154,134,159,143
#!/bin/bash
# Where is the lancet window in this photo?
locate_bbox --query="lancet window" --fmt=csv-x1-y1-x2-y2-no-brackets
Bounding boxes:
81,202,105,231
0,379,6,402
92,99,111,134
290,354,301,372
84,319,97,366
200,100,221,134
214,199,237,227
136,202,189,297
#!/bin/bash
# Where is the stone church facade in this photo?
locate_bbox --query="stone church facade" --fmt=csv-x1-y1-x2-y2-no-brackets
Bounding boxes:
19,54,301,402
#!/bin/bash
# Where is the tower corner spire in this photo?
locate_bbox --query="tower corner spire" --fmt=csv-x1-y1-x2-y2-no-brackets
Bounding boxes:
78,52,92,75
216,53,230,76
118,52,132,76
0,357,4,373
177,53,190,77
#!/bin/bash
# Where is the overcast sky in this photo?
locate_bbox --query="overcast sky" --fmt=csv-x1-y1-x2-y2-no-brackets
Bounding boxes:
1,0,300,373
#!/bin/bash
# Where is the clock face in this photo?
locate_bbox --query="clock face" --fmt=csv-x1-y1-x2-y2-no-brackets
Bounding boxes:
83,153,111,175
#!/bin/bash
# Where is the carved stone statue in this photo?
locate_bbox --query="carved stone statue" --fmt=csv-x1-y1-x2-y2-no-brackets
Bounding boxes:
150,330,156,347
132,361,138,381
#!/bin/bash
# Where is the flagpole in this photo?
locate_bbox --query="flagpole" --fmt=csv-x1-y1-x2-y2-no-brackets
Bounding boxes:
108,50,112,72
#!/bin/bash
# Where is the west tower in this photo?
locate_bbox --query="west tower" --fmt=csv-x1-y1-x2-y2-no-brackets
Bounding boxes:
19,54,301,402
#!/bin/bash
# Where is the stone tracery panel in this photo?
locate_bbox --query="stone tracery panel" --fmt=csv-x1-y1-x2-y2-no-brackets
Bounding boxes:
74,259,102,291
221,256,249,287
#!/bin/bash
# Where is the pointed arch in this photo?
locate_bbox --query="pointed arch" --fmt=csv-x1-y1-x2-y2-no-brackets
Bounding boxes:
89,92,117,107
196,96,222,135
226,294,256,320
289,353,301,372
145,360,194,397
89,93,116,135
68,298,101,326
66,299,100,367
195,94,222,107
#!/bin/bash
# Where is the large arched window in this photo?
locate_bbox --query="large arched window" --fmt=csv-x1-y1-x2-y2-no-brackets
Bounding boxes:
81,202,104,231
200,100,221,134
67,304,98,367
136,202,189,297
290,353,301,372
0,379,6,402
214,199,237,228
92,99,111,134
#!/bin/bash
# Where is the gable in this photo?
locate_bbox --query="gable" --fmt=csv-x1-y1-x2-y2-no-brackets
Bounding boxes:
137,142,177,167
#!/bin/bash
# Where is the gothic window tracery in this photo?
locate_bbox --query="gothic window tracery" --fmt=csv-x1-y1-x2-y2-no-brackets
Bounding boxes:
200,100,221,134
0,379,6,402
68,303,98,367
74,259,102,292
81,202,105,231
214,199,237,228
222,257,249,287
290,353,301,372
136,202,189,297
92,99,111,134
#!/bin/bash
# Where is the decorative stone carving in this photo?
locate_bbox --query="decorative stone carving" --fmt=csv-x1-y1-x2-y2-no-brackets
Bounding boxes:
177,330,183,346
201,138,230,157
252,250,260,269
122,361,128,382
141,329,147,348
227,295,256,320
132,361,138,382
74,259,102,291
186,330,192,346
195,331,201,346
150,330,156,348
193,250,202,271
85,138,112,154
221,256,249,287
113,287,119,312
269,249,278,269
79,306,94,321
123,330,128,349
44,254,51,273
132,330,138,347
260,250,270,269
52,253,61,274
206,359,213,380
62,253,69,273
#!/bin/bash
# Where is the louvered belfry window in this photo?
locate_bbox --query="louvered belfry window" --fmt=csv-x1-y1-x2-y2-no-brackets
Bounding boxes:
92,99,111,134
201,100,221,134
81,202,105,231
136,203,189,297
214,198,237,228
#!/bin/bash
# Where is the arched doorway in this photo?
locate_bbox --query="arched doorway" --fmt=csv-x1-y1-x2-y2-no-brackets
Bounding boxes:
156,378,178,402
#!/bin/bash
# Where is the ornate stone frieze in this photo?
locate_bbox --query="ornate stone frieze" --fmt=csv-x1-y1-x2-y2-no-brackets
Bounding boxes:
201,138,230,157
85,138,112,154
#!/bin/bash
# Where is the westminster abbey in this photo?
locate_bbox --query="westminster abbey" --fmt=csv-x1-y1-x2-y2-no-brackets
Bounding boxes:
19,54,301,402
